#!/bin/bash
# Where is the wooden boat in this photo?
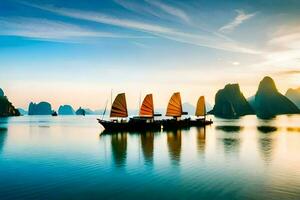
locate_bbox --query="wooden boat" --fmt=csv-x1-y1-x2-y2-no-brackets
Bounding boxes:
98,93,162,132
161,92,190,130
190,96,213,127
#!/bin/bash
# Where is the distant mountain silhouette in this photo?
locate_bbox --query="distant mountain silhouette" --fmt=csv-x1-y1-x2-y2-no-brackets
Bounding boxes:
17,108,28,115
209,84,254,118
0,88,4,97
182,102,195,115
0,88,20,117
285,87,300,109
28,102,52,115
253,76,300,118
247,95,255,109
93,109,105,115
75,107,86,115
83,108,94,115
58,105,75,115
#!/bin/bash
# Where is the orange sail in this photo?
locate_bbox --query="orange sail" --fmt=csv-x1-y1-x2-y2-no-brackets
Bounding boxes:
166,92,183,117
139,94,154,117
110,93,128,118
195,96,206,117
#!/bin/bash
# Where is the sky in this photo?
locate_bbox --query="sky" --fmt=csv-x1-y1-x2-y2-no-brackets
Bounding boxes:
0,0,300,110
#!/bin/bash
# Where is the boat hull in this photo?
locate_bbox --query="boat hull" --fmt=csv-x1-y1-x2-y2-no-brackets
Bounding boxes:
98,118,213,132
97,119,162,132
161,118,191,130
190,118,213,127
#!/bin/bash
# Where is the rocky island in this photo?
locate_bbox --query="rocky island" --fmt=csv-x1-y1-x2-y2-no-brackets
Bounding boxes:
285,87,300,109
209,84,254,118
253,77,300,118
0,88,20,117
28,102,52,115
58,105,75,115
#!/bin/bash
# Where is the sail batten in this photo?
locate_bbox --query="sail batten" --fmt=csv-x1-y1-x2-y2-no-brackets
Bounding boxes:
166,92,183,117
110,93,128,118
195,96,206,117
139,94,154,117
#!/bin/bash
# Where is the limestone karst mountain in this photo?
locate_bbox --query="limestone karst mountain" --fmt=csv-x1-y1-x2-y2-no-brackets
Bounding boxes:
285,87,300,109
76,107,86,115
28,102,52,115
209,84,254,118
0,88,20,117
58,105,75,115
17,108,28,115
253,76,300,118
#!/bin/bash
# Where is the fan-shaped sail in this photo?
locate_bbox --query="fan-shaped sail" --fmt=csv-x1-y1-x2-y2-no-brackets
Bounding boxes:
195,96,206,117
110,93,128,118
166,92,183,117
139,94,154,117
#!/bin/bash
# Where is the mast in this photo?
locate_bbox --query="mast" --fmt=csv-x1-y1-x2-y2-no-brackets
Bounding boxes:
110,89,113,109
138,91,141,115
102,99,108,120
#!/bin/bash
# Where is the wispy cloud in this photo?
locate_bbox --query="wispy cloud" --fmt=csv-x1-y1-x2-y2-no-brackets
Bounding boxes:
279,70,300,75
26,3,174,34
115,0,190,24
219,10,256,33
131,41,150,49
22,2,261,54
246,25,300,75
114,0,163,19
145,0,190,24
0,17,145,42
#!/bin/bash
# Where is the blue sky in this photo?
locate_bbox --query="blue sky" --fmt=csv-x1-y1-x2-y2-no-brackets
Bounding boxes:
1,0,300,110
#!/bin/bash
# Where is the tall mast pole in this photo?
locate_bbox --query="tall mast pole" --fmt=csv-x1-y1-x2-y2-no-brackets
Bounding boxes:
138,91,141,115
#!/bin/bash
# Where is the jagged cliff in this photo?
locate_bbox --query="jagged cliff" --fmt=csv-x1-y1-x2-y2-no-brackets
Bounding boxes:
285,87,300,109
0,88,20,117
209,84,254,118
58,105,75,115
253,77,300,118
28,102,52,115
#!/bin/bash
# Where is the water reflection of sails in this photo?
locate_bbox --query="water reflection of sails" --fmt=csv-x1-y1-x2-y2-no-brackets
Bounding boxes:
196,127,206,154
141,132,154,164
111,133,127,167
167,130,182,164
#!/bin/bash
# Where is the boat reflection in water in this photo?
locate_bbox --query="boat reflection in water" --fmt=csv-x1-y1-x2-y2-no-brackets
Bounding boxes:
110,133,128,168
196,127,206,154
167,129,182,165
140,132,154,164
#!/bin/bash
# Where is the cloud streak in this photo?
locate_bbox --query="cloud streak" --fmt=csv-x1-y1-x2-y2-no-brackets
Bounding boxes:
24,3,261,54
0,17,146,42
145,0,190,23
219,10,256,33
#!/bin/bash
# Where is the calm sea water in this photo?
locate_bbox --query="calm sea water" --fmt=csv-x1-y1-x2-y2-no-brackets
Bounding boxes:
0,115,300,200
